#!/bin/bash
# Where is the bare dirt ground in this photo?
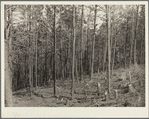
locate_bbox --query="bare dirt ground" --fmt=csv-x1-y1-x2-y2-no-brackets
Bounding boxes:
13,64,145,107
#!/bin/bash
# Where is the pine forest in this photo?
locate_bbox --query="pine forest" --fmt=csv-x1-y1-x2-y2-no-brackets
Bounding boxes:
4,4,145,107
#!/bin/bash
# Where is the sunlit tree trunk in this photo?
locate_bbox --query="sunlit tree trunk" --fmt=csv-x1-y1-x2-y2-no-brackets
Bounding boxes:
5,5,13,106
5,41,13,107
72,5,76,97
90,5,97,81
107,5,111,95
110,23,113,51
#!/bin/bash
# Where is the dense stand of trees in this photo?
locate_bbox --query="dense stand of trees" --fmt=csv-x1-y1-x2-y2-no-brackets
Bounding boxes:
4,5,145,106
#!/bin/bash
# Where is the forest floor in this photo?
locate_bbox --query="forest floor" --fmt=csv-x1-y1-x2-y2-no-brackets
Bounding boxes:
12,64,145,107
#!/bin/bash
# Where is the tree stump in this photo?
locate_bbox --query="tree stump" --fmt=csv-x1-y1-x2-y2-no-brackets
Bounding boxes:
97,82,101,96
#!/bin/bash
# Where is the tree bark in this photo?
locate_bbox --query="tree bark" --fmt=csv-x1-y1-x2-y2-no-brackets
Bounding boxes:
53,5,56,96
124,17,129,68
35,23,38,88
111,26,117,75
103,6,108,72
72,5,76,97
134,5,139,65
59,6,63,81
130,20,134,66
140,5,145,64
5,6,13,106
90,5,97,81
44,32,48,85
86,16,89,75
80,5,84,81
75,55,79,83
28,5,32,96
107,5,111,95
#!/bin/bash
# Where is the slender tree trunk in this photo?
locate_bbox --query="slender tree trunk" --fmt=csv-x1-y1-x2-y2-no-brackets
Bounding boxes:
31,64,33,87
111,27,117,74
59,7,63,81
85,29,87,74
44,32,48,85
140,36,144,64
123,35,126,68
61,47,64,80
25,52,27,87
28,5,32,96
130,21,134,66
16,26,19,89
134,5,139,65
75,44,79,83
103,6,108,72
110,23,113,70
133,11,136,65
72,5,76,97
117,41,120,67
86,17,89,75
125,18,129,68
90,5,97,81
110,23,113,51
107,5,111,95
66,45,68,79
80,5,84,81
69,30,72,80
53,5,56,96
102,38,104,71
5,6,13,106
5,42,13,107
98,48,100,73
140,7,145,64
31,24,34,87
75,57,79,83
35,25,38,88
60,31,63,80
65,46,67,79
50,52,53,80
31,29,34,87
41,38,44,85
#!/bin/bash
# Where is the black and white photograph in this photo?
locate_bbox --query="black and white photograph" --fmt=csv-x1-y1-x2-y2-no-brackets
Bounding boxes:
1,1,148,118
